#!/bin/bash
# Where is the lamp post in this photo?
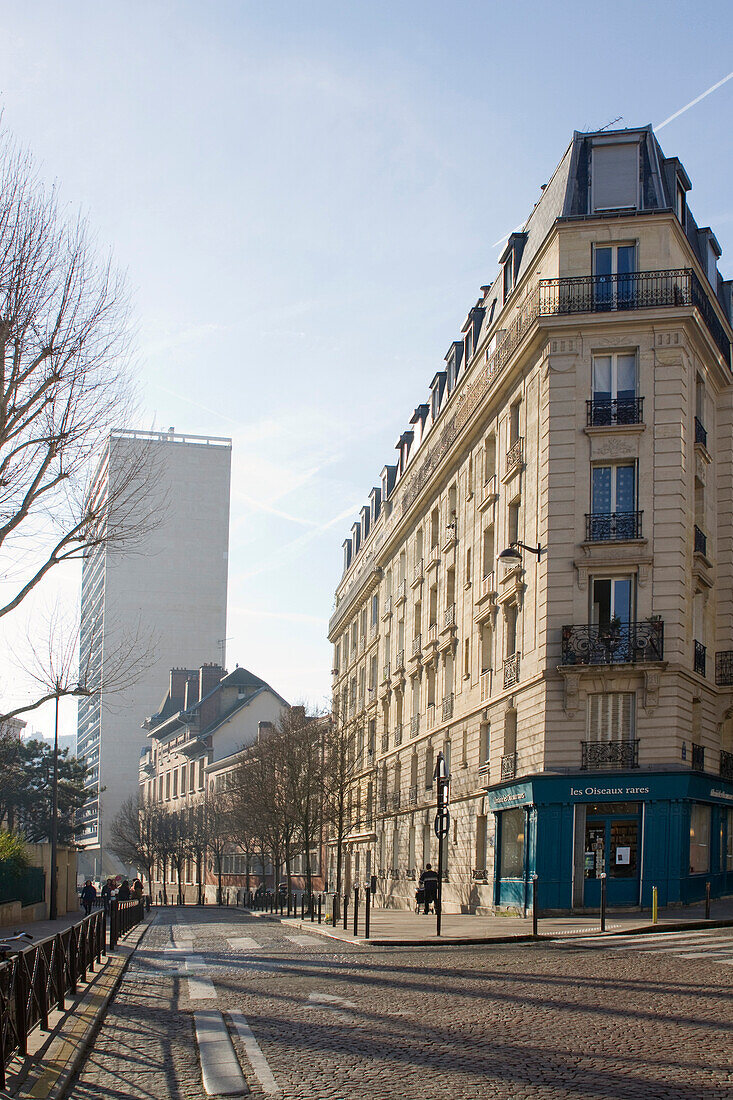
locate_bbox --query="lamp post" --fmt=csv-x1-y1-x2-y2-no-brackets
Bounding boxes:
49,689,60,921
497,541,543,567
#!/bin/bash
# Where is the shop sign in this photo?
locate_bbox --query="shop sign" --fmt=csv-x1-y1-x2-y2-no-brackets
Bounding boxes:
569,784,650,798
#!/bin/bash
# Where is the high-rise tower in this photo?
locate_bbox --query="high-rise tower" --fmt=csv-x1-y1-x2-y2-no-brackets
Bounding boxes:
77,428,231,877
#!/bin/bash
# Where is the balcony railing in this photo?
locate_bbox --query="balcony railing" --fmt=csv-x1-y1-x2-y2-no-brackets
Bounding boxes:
504,652,520,689
442,693,454,721
506,437,523,475
721,750,733,782
472,868,488,882
378,798,388,814
587,397,644,427
426,703,436,730
408,784,418,805
411,714,420,737
394,649,405,672
480,474,497,509
561,620,664,665
480,571,496,600
444,603,456,629
501,752,517,780
383,662,391,681
411,634,422,658
716,650,733,685
480,669,492,702
428,622,438,645
585,511,642,542
394,724,403,746
581,739,640,770
694,640,707,677
412,558,424,585
538,269,731,367
396,580,407,603
691,743,705,772
392,792,401,812
694,525,707,557
381,732,389,753
382,595,392,619
695,417,708,447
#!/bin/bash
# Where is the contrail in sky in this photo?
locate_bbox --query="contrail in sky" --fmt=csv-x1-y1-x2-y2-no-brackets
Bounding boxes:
656,70,733,130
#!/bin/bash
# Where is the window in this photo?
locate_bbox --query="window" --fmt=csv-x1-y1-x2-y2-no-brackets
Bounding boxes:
505,605,518,657
592,143,639,211
591,353,637,423
465,547,472,586
482,526,495,577
689,804,711,874
475,816,488,874
408,824,416,872
198,758,205,789
430,507,439,548
464,637,470,679
479,722,490,766
509,403,520,447
591,576,633,626
591,463,636,525
371,593,379,626
425,743,434,789
503,253,514,303
500,807,525,878
508,501,520,546
593,244,636,310
676,183,686,226
172,770,178,798
484,435,496,485
165,772,171,800
587,693,635,741
726,809,733,872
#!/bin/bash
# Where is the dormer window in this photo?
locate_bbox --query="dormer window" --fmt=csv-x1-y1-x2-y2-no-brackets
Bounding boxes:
503,253,514,303
465,328,473,363
592,140,639,212
676,184,686,227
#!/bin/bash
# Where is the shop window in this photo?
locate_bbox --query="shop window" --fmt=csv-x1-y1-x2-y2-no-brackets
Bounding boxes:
690,803,711,874
726,809,733,872
500,807,525,878
475,816,488,875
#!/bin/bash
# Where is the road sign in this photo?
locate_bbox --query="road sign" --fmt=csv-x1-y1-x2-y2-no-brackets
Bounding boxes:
434,811,450,839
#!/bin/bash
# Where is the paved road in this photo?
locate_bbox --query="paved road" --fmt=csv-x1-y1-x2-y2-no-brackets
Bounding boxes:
67,908,733,1100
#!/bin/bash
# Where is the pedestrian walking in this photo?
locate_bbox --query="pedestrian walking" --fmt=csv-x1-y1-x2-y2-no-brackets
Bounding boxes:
101,878,113,914
80,879,97,916
117,879,131,901
132,879,143,902
418,864,439,915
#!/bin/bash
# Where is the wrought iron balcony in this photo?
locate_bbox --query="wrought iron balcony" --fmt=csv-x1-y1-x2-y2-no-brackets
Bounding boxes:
426,703,436,730
561,619,664,665
381,732,389,753
408,784,418,805
394,649,405,672
394,724,403,746
721,749,733,782
691,742,705,772
442,693,454,721
392,792,401,812
480,669,492,703
396,580,407,603
427,622,438,645
382,595,392,619
716,650,733,685
504,652,520,688
695,417,708,448
694,640,707,677
581,739,639,770
500,752,517,780
479,474,498,509
383,662,391,681
378,798,388,814
585,511,642,542
412,558,424,585
587,397,644,427
506,437,524,475
411,714,420,737
538,269,731,367
411,634,422,658
694,525,707,557
444,603,456,629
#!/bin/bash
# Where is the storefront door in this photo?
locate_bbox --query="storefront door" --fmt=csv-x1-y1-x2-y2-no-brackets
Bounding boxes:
583,802,640,907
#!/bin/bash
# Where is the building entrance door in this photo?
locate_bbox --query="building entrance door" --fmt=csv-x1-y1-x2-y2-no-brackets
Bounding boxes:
583,802,640,907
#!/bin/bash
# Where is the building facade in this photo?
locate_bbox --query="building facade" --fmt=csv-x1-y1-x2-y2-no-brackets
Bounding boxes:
140,663,289,903
77,428,232,879
329,125,733,914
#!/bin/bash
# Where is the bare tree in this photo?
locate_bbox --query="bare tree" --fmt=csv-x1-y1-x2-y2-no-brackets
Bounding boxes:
321,712,368,899
204,784,236,905
283,708,326,899
108,793,158,896
0,131,160,720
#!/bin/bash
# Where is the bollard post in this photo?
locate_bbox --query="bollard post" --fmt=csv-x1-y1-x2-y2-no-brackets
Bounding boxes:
600,872,607,933
318,894,322,923
532,875,539,937
365,883,371,940
353,885,359,937
652,886,658,924
301,893,305,920
332,891,339,926
343,892,349,930
705,881,711,920
287,892,292,918
311,893,315,922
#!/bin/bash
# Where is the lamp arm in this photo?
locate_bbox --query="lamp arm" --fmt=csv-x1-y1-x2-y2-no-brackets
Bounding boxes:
514,540,543,560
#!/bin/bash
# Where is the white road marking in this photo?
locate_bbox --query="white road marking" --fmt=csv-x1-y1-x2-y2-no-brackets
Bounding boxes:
308,991,357,1008
194,1010,247,1096
286,935,324,947
227,937,263,950
228,1010,280,1095
186,956,216,1000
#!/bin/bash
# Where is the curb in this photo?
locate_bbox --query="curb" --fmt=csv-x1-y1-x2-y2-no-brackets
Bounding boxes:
4,915,154,1100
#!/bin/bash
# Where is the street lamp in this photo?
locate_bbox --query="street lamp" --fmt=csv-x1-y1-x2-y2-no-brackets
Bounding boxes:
49,689,61,921
497,541,543,567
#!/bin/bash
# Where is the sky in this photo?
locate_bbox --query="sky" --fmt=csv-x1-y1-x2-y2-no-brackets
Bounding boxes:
0,0,732,739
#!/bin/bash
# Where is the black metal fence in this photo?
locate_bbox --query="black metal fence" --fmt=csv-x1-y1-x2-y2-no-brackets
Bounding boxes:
561,620,664,665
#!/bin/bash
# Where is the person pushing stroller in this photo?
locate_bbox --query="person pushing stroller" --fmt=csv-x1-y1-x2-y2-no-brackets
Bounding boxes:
418,864,439,914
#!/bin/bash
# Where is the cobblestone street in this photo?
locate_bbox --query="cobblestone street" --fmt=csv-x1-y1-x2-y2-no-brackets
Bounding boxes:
66,908,733,1100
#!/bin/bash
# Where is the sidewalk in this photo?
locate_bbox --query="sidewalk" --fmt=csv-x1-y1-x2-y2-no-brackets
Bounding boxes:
0,909,86,942
261,893,733,945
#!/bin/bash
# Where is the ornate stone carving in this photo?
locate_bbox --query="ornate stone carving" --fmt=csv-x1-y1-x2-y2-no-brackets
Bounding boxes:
589,434,640,460
643,669,660,710
563,672,581,716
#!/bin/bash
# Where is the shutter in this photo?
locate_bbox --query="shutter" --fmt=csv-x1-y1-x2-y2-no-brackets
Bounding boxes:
593,143,638,210
588,692,635,740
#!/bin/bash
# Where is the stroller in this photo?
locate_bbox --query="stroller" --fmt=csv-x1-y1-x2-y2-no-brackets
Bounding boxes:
415,884,426,913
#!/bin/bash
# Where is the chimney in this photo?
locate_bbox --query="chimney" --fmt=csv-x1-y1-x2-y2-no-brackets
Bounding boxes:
184,675,199,711
169,668,192,707
291,705,306,724
258,721,274,741
197,663,225,730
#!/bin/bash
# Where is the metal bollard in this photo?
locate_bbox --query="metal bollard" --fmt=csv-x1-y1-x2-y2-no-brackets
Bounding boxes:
600,873,607,933
343,892,349,930
311,893,315,922
652,886,658,924
301,893,305,920
318,894,322,923
532,874,539,937
705,881,711,920
353,885,359,937
332,891,339,925
365,884,371,940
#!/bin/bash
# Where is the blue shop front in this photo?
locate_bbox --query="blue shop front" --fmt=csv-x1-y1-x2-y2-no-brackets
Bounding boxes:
488,771,733,912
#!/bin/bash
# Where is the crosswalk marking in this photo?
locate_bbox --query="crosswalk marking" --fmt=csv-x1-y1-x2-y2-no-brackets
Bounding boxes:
186,955,217,999
227,936,263,950
286,934,323,947
555,929,733,964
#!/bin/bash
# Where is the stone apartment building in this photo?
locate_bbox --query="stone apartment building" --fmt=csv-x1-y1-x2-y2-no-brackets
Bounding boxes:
139,663,289,902
328,125,733,915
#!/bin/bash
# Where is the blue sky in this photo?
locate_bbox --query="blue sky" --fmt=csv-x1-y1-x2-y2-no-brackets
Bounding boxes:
1,0,732,735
